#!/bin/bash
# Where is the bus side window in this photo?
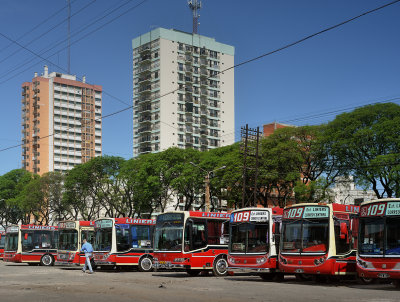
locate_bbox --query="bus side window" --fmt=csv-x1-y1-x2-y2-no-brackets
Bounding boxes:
334,220,351,254
207,220,221,245
192,220,207,250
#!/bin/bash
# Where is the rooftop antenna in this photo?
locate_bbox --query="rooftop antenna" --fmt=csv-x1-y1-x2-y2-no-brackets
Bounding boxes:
188,0,201,34
67,0,71,74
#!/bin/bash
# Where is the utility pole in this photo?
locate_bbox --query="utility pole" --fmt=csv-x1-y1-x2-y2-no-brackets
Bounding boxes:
240,124,262,208
190,162,226,212
204,172,211,212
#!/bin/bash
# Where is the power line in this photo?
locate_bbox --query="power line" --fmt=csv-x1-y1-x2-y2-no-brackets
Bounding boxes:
0,0,96,66
0,0,399,154
0,0,78,54
0,0,139,83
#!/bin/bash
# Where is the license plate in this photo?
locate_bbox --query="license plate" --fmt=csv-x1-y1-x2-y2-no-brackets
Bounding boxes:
377,273,390,279
295,269,304,273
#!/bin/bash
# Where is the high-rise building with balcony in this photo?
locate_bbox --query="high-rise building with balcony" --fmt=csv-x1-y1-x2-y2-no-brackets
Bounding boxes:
21,66,102,174
132,28,234,156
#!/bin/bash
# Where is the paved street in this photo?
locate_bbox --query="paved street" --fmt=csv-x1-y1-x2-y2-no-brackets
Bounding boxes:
0,262,398,302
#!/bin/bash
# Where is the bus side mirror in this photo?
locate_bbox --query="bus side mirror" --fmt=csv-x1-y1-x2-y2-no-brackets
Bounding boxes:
24,233,28,240
340,222,348,240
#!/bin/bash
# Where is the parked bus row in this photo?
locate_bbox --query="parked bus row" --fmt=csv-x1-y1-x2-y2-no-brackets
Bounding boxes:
1,198,399,288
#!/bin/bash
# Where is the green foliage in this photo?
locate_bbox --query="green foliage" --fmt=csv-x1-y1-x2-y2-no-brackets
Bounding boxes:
326,102,400,198
0,169,34,227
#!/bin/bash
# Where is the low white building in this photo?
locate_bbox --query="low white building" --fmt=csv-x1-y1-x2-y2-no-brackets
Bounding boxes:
327,176,376,205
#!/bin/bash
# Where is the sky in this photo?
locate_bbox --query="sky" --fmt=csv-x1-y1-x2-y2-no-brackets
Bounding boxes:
0,0,399,176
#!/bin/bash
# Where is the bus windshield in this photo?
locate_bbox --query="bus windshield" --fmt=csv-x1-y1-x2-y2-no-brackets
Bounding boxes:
282,219,329,254
230,222,269,254
154,214,184,252
359,217,400,256
94,228,112,251
5,233,18,251
58,229,78,251
22,231,57,251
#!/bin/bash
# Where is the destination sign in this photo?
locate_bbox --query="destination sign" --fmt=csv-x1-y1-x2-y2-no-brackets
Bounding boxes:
6,226,19,233
58,222,76,229
386,201,400,216
230,210,269,223
283,206,329,219
95,219,113,228
360,202,386,217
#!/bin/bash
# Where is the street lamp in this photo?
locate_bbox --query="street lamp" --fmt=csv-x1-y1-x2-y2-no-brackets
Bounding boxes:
189,162,226,212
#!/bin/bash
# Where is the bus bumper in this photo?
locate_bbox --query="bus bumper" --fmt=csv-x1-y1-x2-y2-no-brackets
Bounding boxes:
153,260,188,270
228,267,274,273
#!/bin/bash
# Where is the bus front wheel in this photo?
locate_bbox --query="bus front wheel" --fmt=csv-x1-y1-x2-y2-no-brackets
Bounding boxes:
138,256,153,272
40,254,54,266
213,257,228,277
359,277,376,285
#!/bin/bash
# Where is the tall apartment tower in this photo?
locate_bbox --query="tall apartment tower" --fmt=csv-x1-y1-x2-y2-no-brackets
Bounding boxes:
132,28,234,156
21,66,102,175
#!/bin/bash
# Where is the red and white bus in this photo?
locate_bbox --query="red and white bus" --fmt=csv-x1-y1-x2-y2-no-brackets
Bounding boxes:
279,203,359,281
357,198,400,287
227,207,284,280
93,218,155,271
0,230,5,260
4,225,58,266
153,211,230,276
56,221,95,266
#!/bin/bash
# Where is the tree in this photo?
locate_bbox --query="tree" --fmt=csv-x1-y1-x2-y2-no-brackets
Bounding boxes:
201,143,242,210
63,156,125,220
326,103,400,198
0,169,34,227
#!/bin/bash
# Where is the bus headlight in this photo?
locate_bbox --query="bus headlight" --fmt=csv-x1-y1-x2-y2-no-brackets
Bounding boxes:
256,257,267,264
357,259,368,268
314,256,326,266
228,256,235,264
69,252,75,260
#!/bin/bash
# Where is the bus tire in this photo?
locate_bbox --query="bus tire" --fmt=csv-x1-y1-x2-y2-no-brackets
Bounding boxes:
186,269,201,277
40,254,54,266
359,277,376,285
138,256,153,272
212,256,228,277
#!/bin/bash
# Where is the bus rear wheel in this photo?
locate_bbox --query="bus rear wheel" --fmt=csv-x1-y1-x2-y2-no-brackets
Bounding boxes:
213,257,228,277
40,254,54,266
138,256,153,272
